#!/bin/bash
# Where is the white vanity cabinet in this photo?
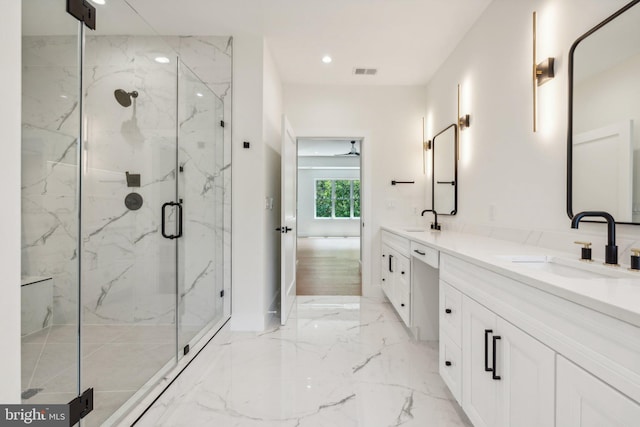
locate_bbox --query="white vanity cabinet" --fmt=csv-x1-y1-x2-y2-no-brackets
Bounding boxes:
556,356,640,427
381,231,411,326
439,253,639,427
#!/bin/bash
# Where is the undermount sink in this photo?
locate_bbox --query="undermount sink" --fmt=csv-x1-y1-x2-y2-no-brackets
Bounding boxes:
497,255,636,279
404,228,427,232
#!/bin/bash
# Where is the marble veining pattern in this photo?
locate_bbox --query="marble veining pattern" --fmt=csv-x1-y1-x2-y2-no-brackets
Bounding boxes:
135,297,471,427
435,219,640,265
22,34,232,328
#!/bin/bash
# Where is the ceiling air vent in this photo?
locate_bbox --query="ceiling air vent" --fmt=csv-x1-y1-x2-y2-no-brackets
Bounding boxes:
353,68,378,76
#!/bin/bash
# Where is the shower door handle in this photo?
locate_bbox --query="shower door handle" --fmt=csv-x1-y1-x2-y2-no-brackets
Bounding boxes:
175,202,183,238
161,202,182,239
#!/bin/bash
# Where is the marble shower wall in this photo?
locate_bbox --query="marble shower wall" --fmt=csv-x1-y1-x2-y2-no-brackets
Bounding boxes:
21,35,232,327
22,36,81,326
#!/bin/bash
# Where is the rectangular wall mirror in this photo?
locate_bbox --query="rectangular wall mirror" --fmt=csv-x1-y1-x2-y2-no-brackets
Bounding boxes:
432,123,458,215
568,0,640,224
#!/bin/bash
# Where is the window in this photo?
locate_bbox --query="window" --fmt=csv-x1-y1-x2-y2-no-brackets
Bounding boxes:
315,179,360,218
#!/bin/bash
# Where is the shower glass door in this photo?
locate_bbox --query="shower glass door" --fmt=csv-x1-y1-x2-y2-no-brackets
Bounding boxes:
22,1,230,425
80,2,179,425
177,62,226,354
21,0,81,408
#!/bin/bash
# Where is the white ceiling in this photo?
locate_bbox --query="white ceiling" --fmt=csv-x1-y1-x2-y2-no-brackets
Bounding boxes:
23,0,493,85
298,139,361,156
122,0,493,85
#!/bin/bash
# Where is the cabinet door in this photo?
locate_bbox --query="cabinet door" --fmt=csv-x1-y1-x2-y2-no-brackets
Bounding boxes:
440,333,462,404
496,317,555,427
395,254,411,326
462,296,499,427
557,356,640,427
381,245,393,301
440,281,462,346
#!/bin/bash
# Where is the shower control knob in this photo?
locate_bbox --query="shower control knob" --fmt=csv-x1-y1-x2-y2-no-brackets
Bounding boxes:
124,193,143,211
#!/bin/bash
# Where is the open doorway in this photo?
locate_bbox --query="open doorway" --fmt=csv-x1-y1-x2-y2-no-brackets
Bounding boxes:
296,138,362,296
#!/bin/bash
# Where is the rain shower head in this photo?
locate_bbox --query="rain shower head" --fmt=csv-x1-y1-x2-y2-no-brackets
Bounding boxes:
114,89,138,107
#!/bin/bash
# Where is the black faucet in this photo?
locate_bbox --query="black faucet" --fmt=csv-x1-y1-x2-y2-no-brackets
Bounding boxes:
570,211,617,265
421,209,441,231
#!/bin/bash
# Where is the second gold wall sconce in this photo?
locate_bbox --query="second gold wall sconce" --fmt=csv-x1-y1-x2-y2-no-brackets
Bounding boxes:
457,84,470,130
533,11,555,132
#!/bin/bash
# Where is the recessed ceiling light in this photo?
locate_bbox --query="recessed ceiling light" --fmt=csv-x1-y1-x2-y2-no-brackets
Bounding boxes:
91,0,105,5
196,93,204,97
154,56,170,64
322,55,332,64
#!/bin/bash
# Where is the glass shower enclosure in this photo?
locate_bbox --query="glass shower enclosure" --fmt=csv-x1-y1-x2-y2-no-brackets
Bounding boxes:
20,1,230,425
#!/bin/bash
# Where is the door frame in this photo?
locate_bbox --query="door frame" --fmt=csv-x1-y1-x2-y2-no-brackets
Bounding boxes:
293,132,372,296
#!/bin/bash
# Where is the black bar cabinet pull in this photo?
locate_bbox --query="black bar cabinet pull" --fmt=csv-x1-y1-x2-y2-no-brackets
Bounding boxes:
414,249,426,256
492,335,502,380
484,329,493,372
389,254,393,273
437,181,456,185
391,180,415,185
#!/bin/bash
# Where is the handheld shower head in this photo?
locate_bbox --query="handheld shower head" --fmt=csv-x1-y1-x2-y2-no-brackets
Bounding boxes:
114,89,138,107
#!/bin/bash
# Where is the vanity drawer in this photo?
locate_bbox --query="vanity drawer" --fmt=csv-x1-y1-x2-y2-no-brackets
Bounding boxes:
440,280,462,346
410,241,439,268
440,333,462,404
382,230,410,257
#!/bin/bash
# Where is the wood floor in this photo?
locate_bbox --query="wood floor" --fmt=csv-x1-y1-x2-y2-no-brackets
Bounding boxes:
296,237,361,296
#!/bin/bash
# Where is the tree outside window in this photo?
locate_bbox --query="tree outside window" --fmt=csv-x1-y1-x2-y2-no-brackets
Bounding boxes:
315,179,360,218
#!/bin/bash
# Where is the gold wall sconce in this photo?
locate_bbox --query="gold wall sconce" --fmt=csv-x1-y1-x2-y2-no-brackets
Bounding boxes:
422,117,431,174
533,11,555,132
458,84,470,130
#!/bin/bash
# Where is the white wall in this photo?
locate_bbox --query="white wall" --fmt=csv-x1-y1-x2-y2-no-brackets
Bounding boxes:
231,36,267,330
231,37,283,330
0,0,22,403
283,85,427,297
425,0,639,244
298,156,360,237
262,41,283,323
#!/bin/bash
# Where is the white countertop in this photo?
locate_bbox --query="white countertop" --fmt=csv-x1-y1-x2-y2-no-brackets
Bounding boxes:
382,225,640,327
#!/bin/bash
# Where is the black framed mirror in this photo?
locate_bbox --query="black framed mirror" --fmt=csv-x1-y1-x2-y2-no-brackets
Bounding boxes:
432,123,458,215
567,0,640,224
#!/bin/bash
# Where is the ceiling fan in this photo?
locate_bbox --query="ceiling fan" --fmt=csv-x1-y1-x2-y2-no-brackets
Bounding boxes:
335,140,360,156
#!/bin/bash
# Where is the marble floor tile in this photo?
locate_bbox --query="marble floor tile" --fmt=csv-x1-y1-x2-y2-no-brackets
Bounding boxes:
135,296,472,427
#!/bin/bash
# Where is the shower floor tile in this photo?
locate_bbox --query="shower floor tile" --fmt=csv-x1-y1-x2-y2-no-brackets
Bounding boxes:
21,324,179,426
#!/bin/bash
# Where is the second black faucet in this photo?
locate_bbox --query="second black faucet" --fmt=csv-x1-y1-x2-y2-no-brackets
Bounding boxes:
570,211,618,265
421,209,441,231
